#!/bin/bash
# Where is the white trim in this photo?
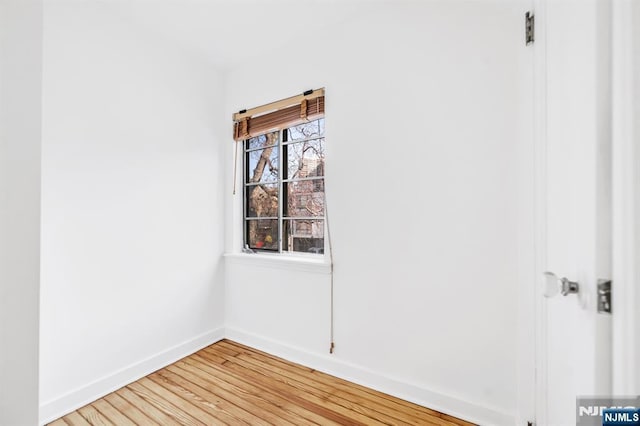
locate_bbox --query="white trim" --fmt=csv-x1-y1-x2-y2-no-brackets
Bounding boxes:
611,0,639,395
224,252,331,274
532,0,549,423
225,327,515,426
515,3,537,425
38,327,225,425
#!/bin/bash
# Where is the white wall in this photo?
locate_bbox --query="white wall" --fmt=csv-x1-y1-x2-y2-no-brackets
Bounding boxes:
0,1,43,424
39,2,226,422
224,2,528,425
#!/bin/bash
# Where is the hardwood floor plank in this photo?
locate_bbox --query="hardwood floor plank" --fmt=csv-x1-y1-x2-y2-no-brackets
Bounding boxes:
208,341,241,357
230,348,425,425
189,353,360,426
157,367,273,425
181,355,339,426
138,376,225,425
167,362,307,426
164,366,293,425
221,340,450,422
205,346,388,425
60,411,91,426
197,349,455,426
102,392,155,425
207,344,454,426
148,369,247,425
128,380,205,426
116,386,181,426
91,399,136,426
47,340,475,426
216,343,452,426
236,350,444,426
441,412,477,426
77,404,112,426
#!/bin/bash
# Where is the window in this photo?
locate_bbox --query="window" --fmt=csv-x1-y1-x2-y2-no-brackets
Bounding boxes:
243,118,325,254
233,89,325,255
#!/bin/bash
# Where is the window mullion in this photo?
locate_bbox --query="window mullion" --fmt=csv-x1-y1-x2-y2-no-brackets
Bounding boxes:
278,130,284,253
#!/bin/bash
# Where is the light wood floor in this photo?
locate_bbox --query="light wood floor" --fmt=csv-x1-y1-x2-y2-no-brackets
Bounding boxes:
48,340,475,426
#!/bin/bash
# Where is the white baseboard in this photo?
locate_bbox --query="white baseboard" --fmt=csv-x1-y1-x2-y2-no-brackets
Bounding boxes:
39,327,225,425
225,327,515,426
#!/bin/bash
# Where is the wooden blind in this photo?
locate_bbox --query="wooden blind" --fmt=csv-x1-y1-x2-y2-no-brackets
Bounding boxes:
233,89,325,141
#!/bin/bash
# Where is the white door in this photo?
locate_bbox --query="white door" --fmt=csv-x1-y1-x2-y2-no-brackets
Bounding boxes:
536,1,613,425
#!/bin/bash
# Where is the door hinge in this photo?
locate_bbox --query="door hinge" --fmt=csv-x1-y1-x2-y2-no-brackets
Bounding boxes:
525,11,535,45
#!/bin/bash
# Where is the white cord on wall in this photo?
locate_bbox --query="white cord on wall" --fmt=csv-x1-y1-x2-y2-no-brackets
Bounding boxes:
324,183,335,354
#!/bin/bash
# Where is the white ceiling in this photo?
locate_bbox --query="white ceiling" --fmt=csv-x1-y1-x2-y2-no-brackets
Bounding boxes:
102,0,364,69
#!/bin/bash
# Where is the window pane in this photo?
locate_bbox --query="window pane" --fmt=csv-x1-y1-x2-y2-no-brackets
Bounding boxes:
247,219,278,250
283,219,324,254
286,139,324,180
246,148,278,184
246,132,278,150
285,118,324,142
286,179,324,217
246,184,278,218
246,141,278,184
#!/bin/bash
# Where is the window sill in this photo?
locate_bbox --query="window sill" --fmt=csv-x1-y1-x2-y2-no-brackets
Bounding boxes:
224,252,331,274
